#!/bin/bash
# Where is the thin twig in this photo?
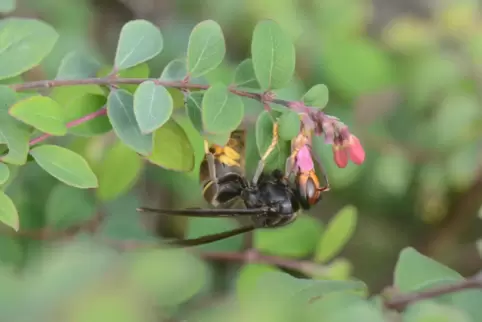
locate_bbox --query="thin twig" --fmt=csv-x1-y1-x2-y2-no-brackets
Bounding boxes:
10,78,269,105
383,273,482,311
29,106,107,146
98,238,328,276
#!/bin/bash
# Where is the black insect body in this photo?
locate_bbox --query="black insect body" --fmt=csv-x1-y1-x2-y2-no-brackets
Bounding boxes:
137,123,329,247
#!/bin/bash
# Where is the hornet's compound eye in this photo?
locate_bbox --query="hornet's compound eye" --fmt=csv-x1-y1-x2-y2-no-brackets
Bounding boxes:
297,172,322,206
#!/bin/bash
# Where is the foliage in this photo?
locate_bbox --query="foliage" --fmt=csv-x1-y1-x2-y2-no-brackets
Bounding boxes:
0,3,480,322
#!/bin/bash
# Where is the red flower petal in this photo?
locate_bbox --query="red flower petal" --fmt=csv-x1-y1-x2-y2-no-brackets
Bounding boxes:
347,135,365,165
332,144,349,168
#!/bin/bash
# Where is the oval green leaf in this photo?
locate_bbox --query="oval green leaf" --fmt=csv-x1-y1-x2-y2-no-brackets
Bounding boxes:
236,264,280,303
0,86,30,165
29,145,98,189
114,19,163,70
394,247,463,292
403,302,471,322
251,20,296,90
0,118,30,165
146,119,195,172
255,111,291,170
0,18,58,80
65,94,111,137
56,51,101,80
107,89,153,155
9,96,66,135
302,84,329,110
185,92,204,132
45,183,96,230
314,205,358,263
0,191,18,231
202,83,244,134
233,59,260,88
278,110,300,141
187,20,226,77
97,141,143,201
0,162,10,184
133,81,173,134
160,59,208,85
254,216,323,258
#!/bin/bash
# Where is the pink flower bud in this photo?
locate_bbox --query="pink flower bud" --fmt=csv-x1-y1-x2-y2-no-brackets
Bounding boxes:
347,135,365,165
332,144,348,168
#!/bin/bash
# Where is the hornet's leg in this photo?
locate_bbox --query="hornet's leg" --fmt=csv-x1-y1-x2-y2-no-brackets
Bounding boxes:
252,122,279,185
202,141,222,205
306,144,330,192
204,140,218,183
284,144,301,181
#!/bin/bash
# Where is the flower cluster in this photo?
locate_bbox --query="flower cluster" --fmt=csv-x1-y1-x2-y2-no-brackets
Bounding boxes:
287,101,366,169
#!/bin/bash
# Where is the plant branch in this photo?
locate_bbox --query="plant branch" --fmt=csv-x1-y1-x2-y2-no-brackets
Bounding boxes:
383,273,482,311
99,238,328,276
10,77,268,105
29,106,107,145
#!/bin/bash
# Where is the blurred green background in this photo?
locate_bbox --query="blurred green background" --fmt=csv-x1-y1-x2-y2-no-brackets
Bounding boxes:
1,0,482,320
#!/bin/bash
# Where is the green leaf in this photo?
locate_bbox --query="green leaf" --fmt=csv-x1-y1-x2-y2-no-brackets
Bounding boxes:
45,183,96,230
56,51,101,80
146,118,195,172
29,145,99,189
0,86,30,165
0,162,9,184
133,81,173,134
403,301,471,322
9,96,67,135
0,0,15,14
302,84,329,110
0,118,30,165
324,258,354,280
315,205,358,263
107,89,153,155
394,247,463,292
114,19,163,70
255,111,291,171
278,110,300,141
236,264,280,302
96,141,143,201
202,83,244,133
186,217,244,252
50,85,105,107
185,92,204,132
305,293,384,322
160,58,208,85
184,92,231,146
0,18,58,80
0,191,18,231
187,20,226,77
233,58,260,88
251,20,296,89
249,271,368,317
65,94,111,137
254,216,323,258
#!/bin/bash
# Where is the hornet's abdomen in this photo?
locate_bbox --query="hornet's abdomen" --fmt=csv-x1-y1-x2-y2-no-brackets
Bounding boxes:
199,131,246,207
